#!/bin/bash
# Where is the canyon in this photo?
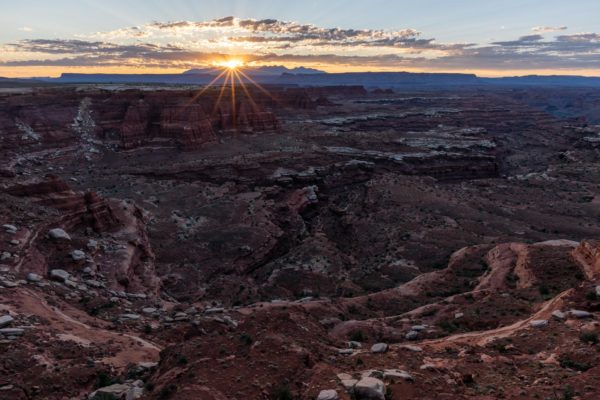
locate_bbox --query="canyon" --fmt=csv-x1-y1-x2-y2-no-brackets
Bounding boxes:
1,83,600,399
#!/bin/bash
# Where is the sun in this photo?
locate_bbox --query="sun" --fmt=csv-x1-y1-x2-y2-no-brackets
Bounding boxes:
214,59,244,70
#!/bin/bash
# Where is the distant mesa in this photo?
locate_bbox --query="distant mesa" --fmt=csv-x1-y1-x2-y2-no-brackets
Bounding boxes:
183,65,326,76
2,69,600,88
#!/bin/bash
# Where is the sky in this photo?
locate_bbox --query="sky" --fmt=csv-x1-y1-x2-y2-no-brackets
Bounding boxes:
1,0,600,77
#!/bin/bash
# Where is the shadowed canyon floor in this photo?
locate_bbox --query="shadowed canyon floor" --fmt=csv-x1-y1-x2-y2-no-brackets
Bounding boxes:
1,85,600,399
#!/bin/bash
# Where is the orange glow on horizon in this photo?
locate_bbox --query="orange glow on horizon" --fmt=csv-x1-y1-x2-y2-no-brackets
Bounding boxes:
3,65,600,79
212,59,244,70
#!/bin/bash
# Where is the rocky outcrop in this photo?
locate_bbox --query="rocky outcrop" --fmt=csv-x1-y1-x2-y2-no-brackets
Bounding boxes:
572,240,600,279
0,88,282,154
160,104,217,149
5,175,118,232
213,100,280,132
5,175,71,197
287,185,319,213
121,101,151,149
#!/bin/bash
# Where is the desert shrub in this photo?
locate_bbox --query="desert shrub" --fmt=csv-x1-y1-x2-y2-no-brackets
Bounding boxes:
176,355,188,365
561,385,575,400
585,291,597,301
579,332,598,344
347,304,359,314
385,387,393,400
157,384,177,399
240,333,253,345
559,356,590,371
438,320,459,333
95,371,117,388
272,385,293,400
349,330,365,342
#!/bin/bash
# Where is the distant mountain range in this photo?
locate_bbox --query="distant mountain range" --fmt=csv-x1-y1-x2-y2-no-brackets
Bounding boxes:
183,65,325,76
4,68,600,88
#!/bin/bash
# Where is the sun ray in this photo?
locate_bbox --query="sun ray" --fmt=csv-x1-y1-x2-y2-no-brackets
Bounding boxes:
210,69,231,121
173,68,230,120
230,69,236,131
235,69,281,106
182,68,228,105
232,69,262,114
175,59,279,133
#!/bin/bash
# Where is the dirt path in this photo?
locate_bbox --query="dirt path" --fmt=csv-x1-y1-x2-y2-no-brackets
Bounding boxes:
5,288,161,368
416,289,573,349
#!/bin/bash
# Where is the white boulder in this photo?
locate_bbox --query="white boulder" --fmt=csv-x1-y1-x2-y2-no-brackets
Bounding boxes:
317,389,339,400
354,377,385,400
48,228,71,240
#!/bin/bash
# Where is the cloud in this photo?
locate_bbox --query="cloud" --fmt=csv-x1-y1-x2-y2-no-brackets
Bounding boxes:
1,16,600,73
87,16,445,51
532,26,567,33
492,34,544,46
18,26,33,32
4,39,169,55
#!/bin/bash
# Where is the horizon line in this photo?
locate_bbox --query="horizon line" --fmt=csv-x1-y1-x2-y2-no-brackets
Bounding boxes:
5,69,600,80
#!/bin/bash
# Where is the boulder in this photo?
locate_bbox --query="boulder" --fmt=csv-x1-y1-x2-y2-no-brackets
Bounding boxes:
137,362,158,370
0,315,14,328
530,319,548,328
90,383,131,399
317,389,339,400
405,330,419,340
354,377,385,400
126,386,144,400
120,314,141,320
570,310,592,319
71,250,86,261
222,315,238,328
0,328,24,336
26,273,42,282
2,224,17,232
126,293,147,300
411,325,426,331
50,269,70,282
1,280,18,288
84,279,103,288
341,379,358,392
337,373,353,381
552,310,566,320
184,306,198,315
370,343,388,353
383,369,414,381
400,344,423,352
64,280,78,289
48,228,71,241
